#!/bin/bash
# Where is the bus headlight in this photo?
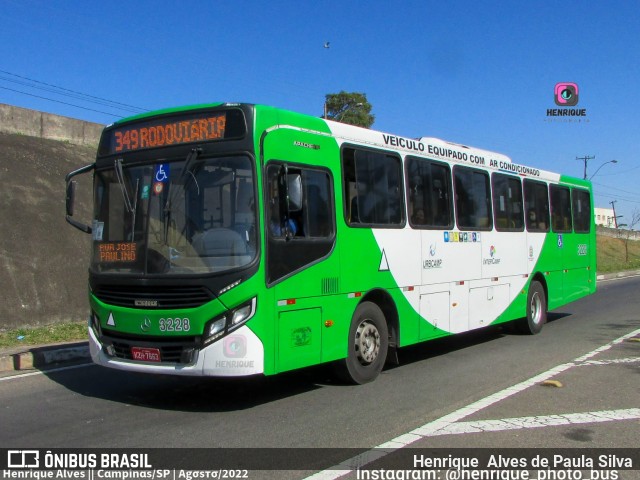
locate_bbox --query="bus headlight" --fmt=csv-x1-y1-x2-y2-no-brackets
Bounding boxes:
230,298,257,328
203,297,257,345
205,318,226,344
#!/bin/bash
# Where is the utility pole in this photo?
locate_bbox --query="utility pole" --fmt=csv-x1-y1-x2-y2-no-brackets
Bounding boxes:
610,200,618,228
576,155,595,180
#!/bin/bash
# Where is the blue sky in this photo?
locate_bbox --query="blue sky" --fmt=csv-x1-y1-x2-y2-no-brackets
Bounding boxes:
2,0,639,225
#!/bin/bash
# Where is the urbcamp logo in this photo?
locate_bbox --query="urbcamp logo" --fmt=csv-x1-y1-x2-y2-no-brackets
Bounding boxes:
546,82,588,122
490,245,496,257
424,243,443,269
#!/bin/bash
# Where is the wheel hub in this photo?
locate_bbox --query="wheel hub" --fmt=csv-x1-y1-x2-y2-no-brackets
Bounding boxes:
531,292,542,325
355,320,380,365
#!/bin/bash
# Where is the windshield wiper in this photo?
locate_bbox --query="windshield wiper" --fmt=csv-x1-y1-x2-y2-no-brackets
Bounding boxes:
164,148,202,214
163,148,202,244
114,158,139,240
179,147,203,183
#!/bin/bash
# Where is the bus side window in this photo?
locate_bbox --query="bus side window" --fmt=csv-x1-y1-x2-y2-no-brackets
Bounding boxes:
266,162,335,284
454,166,492,231
524,179,550,232
342,146,404,227
550,184,572,233
406,156,452,229
491,173,524,231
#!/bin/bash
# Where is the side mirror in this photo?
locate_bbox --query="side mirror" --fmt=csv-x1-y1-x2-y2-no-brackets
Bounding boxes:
65,163,95,234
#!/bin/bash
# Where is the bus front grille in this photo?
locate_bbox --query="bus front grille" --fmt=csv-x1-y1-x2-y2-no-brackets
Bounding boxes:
93,285,214,309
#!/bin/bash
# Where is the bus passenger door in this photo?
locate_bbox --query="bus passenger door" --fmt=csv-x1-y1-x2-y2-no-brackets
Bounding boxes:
262,127,340,373
563,188,593,302
266,161,336,373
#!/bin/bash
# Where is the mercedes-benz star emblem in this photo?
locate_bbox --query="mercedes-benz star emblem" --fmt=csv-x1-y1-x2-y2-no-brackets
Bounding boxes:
140,317,151,332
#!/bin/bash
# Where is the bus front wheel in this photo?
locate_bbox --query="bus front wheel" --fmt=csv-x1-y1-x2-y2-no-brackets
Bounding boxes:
336,301,389,384
518,280,547,335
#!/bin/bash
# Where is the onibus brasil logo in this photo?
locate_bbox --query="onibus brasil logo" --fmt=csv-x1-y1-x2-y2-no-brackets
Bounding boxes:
6,450,153,469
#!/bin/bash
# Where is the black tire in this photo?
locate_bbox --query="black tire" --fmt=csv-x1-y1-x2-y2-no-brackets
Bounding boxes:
335,301,389,384
517,280,547,334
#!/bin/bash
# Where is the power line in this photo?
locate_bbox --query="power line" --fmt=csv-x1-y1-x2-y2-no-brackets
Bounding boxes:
0,86,122,118
0,74,143,114
593,191,640,205
599,165,640,176
0,69,148,113
592,181,640,199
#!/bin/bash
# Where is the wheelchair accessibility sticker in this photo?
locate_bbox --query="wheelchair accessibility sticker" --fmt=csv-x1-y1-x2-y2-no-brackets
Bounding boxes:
153,163,169,195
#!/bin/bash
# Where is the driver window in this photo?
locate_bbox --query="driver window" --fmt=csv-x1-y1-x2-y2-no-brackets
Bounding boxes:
266,162,335,284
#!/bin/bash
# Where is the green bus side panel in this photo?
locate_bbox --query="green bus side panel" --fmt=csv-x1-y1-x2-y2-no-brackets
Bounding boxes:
277,308,322,372
258,114,346,374
562,231,594,303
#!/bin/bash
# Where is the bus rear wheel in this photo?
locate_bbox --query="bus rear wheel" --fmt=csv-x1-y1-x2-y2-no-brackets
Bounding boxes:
336,301,389,384
517,280,547,334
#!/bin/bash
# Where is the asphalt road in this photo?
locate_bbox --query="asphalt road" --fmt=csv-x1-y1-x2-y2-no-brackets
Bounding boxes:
1,276,639,478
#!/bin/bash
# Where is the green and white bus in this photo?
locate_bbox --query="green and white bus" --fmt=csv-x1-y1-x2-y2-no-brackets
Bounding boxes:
65,102,596,384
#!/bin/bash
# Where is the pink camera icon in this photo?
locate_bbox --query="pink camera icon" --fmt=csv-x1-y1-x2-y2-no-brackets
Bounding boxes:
554,82,579,106
223,335,247,358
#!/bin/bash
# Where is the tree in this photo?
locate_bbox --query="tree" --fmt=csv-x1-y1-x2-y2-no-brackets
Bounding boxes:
323,91,374,128
623,208,640,264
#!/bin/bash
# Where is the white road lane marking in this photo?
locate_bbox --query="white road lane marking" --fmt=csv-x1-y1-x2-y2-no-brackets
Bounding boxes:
303,326,640,480
424,408,640,436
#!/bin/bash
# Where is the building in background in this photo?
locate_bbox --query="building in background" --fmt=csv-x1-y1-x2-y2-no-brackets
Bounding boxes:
594,207,616,228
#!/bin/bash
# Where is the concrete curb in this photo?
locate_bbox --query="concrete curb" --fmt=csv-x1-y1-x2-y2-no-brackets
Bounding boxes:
596,269,640,281
0,342,90,374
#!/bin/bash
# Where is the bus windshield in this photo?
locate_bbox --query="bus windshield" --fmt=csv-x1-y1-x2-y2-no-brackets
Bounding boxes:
91,154,257,275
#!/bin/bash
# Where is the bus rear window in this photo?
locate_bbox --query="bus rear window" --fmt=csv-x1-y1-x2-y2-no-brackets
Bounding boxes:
550,184,572,233
572,188,591,233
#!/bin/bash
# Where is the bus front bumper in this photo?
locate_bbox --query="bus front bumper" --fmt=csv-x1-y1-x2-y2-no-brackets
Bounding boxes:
88,325,264,377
